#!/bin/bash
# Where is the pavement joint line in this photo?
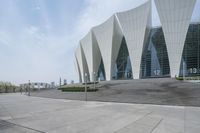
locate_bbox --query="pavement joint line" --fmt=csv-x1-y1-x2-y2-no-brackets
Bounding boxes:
150,118,163,133
46,110,111,132
114,111,153,133
45,106,125,132
0,104,15,121
78,108,144,132
0,119,46,133
51,107,150,133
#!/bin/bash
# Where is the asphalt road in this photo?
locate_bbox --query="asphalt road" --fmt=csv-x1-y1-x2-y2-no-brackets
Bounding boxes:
31,78,200,107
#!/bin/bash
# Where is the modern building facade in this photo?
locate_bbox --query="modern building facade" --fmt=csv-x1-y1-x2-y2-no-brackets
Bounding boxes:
75,0,200,83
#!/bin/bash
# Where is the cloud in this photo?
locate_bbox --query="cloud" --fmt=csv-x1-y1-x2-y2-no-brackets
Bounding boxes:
75,0,148,39
0,24,73,85
34,6,41,10
0,31,10,46
192,0,200,22
25,26,39,34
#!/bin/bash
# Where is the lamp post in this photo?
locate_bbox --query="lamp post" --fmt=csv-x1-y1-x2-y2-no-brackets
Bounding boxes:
183,60,185,80
28,80,31,96
93,72,96,90
85,73,88,101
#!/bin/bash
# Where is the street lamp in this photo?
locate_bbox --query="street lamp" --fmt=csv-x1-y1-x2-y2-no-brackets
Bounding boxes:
93,72,96,90
28,80,31,96
85,73,88,101
183,60,185,80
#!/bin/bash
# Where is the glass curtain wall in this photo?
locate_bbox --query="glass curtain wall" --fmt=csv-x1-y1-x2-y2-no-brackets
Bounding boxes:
97,59,106,81
113,37,133,80
96,24,200,80
180,23,200,77
141,28,170,78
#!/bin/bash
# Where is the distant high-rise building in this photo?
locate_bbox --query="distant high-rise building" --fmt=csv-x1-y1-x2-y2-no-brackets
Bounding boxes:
63,79,67,85
51,82,55,88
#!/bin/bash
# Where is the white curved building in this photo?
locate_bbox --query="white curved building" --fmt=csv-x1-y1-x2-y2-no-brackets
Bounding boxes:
75,0,200,83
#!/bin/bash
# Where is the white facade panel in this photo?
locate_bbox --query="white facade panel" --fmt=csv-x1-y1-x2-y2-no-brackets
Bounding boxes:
116,1,151,79
93,16,114,80
75,45,84,82
74,58,82,83
75,44,89,82
93,16,123,80
80,44,90,82
81,31,102,81
155,0,196,77
80,32,93,81
91,31,102,81
111,16,124,77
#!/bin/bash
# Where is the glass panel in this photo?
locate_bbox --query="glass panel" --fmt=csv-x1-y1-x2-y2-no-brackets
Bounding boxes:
97,59,106,81
180,23,200,77
114,37,133,80
141,28,170,78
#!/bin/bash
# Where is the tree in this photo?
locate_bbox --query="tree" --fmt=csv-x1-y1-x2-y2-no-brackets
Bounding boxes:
0,81,17,93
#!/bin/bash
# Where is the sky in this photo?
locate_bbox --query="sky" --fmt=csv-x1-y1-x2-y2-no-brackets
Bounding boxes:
0,0,200,85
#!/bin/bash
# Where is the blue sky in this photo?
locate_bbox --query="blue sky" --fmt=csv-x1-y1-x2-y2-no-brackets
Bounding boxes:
0,0,200,85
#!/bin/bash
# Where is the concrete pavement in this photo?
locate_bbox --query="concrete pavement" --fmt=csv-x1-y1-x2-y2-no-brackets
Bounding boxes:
0,93,200,133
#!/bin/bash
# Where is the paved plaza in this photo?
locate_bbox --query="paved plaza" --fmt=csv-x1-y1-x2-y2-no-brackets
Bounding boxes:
0,93,200,133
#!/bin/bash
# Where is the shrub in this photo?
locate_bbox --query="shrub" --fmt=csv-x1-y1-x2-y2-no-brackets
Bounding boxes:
58,87,98,92
175,77,184,80
175,76,200,81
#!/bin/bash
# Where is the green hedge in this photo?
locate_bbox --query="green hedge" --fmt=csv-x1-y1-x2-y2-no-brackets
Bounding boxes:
175,77,184,81
58,87,98,92
176,76,200,81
